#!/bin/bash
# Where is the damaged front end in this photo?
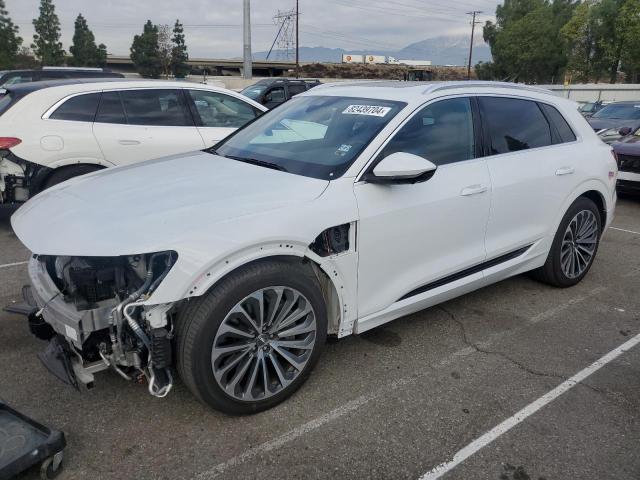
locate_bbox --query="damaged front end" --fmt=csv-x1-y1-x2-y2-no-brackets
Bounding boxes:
0,150,51,206
21,251,178,398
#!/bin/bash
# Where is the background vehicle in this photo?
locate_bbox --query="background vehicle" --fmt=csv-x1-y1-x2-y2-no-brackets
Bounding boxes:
11,82,617,414
0,79,266,206
598,124,637,144
612,130,640,195
0,67,123,88
578,101,606,118
240,78,321,108
588,101,640,133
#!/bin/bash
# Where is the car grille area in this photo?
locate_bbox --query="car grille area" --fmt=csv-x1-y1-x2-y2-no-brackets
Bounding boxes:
618,154,640,173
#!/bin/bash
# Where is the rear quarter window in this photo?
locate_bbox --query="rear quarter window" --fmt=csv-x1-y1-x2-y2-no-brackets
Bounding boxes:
540,103,577,144
49,93,101,122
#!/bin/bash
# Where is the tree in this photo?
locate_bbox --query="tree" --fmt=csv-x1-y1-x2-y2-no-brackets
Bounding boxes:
0,0,22,69
130,20,162,78
171,19,189,78
620,0,640,82
32,0,65,66
480,0,579,84
157,24,172,78
70,14,108,67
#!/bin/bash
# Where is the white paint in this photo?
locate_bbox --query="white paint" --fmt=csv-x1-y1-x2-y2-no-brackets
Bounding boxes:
0,260,28,269
418,331,640,480
610,226,640,236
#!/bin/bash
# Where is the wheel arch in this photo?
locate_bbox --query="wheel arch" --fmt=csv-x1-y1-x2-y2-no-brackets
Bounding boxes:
183,246,354,337
552,180,612,237
579,189,607,228
35,162,106,193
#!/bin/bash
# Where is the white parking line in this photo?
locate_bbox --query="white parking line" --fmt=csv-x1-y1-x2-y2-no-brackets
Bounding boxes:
418,331,640,480
0,260,28,269
610,226,640,235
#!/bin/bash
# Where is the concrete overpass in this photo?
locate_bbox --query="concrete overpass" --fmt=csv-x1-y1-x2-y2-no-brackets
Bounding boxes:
105,55,296,77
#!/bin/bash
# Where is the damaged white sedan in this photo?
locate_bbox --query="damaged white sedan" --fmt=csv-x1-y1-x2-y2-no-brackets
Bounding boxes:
10,81,617,414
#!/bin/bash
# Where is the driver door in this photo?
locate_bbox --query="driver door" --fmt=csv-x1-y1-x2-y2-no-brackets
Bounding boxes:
354,96,491,317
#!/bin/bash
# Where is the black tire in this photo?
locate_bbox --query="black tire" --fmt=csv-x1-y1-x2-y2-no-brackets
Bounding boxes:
532,196,602,287
40,456,63,480
43,165,102,190
175,260,327,414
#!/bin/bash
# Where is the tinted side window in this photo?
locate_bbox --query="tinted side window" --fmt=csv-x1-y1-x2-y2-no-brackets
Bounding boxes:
288,84,307,96
188,90,258,128
540,103,577,144
120,89,192,126
95,91,126,124
49,93,101,122
264,87,286,105
380,97,475,166
480,97,552,154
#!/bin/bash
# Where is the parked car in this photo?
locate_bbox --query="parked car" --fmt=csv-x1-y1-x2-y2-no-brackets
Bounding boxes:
0,67,123,88
612,129,640,194
578,101,606,118
598,124,637,144
588,101,640,134
10,81,617,414
240,78,321,108
0,79,266,206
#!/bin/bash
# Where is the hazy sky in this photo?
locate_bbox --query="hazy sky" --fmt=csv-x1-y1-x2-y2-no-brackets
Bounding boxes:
6,0,500,58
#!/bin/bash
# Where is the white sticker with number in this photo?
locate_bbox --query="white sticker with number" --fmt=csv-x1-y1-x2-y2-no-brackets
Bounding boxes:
342,105,392,117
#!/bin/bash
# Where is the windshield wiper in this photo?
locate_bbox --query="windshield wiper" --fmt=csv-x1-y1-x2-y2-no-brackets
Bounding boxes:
226,155,288,172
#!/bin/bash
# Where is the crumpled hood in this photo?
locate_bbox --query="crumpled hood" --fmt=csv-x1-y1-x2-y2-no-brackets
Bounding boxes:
11,151,329,256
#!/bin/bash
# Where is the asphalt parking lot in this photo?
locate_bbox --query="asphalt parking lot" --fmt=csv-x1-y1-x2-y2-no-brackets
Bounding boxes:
1,198,639,480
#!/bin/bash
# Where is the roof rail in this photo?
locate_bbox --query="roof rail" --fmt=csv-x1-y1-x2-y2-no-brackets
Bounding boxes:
425,81,553,96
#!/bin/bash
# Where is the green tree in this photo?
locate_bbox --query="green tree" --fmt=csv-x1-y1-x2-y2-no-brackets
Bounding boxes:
0,0,22,69
620,0,640,82
171,19,189,78
130,20,162,78
70,14,108,67
31,0,65,66
481,0,577,83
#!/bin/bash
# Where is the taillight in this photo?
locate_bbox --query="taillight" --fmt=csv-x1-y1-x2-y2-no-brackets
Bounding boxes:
0,137,21,149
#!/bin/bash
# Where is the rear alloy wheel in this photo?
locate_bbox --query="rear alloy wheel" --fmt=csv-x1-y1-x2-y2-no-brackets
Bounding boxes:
532,197,602,287
211,286,317,402
176,260,327,414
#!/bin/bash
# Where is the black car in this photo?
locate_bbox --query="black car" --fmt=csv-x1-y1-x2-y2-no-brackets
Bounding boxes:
240,78,321,109
588,101,640,133
0,67,123,88
612,130,640,195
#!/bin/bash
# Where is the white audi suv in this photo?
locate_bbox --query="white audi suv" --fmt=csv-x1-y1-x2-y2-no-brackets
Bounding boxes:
11,81,618,414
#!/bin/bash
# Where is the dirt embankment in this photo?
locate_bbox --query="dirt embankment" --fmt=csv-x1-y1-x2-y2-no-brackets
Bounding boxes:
287,63,475,81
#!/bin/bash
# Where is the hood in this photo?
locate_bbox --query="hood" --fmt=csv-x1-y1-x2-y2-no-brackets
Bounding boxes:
11,151,329,256
613,135,640,155
588,117,640,132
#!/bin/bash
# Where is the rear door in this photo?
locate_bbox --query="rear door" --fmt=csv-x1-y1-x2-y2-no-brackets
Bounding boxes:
185,89,261,147
479,96,578,259
93,88,205,166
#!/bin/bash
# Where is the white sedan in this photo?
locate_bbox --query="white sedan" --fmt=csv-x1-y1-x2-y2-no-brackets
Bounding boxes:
0,79,266,205
12,81,617,414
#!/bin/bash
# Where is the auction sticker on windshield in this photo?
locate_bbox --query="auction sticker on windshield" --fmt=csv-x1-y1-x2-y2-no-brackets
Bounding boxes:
343,105,392,117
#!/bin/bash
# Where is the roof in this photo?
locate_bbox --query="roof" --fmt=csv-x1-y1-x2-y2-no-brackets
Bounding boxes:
3,77,128,95
309,80,558,104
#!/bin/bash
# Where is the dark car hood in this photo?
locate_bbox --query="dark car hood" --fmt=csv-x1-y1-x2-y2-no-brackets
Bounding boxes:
588,118,640,131
613,135,640,155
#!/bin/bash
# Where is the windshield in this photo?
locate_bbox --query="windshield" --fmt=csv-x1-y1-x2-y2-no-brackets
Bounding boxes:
214,95,406,180
593,104,640,120
241,84,268,100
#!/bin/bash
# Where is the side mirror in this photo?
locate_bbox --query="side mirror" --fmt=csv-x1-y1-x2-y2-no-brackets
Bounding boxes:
365,152,437,184
618,127,633,136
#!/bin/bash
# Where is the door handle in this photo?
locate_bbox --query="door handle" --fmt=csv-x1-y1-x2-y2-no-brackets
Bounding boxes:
556,166,575,176
118,140,141,146
460,184,488,196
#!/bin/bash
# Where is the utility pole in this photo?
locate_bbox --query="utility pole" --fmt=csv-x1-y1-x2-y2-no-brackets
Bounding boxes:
466,10,482,80
243,0,252,79
295,0,300,78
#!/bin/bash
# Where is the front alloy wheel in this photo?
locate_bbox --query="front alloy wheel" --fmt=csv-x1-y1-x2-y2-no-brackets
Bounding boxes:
176,260,327,414
211,287,317,401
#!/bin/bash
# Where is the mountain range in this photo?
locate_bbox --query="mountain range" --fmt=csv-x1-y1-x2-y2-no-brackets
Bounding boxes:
254,35,492,66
